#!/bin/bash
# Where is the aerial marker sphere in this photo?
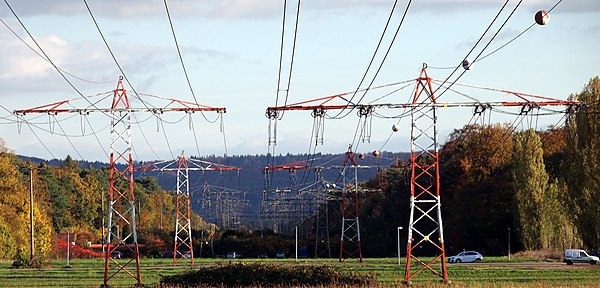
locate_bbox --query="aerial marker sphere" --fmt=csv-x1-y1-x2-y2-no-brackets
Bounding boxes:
392,124,400,132
462,59,472,70
359,153,366,159
535,10,549,25
372,150,381,157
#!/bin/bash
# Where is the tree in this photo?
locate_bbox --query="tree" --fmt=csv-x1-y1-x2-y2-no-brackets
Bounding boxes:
440,124,516,254
564,76,600,249
0,141,53,259
512,129,548,250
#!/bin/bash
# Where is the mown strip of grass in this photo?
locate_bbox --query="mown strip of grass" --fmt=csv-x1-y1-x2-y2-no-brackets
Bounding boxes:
0,257,598,287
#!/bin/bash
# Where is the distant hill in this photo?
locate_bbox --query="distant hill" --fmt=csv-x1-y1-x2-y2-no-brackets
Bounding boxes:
18,151,410,223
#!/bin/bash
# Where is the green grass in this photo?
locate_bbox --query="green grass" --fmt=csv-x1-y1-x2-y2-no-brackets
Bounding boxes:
0,257,598,287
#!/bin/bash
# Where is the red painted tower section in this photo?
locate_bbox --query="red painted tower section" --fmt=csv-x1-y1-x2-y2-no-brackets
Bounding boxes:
404,67,448,283
173,152,194,264
104,77,142,287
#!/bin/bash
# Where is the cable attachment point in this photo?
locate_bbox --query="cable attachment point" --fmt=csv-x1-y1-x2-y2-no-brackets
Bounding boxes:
118,76,123,80
473,103,491,115
265,109,279,119
519,103,539,115
311,108,326,118
422,63,428,69
357,105,373,117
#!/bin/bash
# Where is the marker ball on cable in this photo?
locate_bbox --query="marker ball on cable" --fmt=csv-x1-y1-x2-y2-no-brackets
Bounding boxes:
462,59,472,70
392,124,400,132
535,10,549,25
372,150,380,157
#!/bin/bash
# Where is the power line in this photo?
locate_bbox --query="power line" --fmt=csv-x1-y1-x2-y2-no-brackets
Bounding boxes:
280,0,302,119
0,18,113,84
274,0,289,111
476,0,564,62
331,0,413,120
436,0,524,101
52,115,85,160
3,0,111,114
82,0,150,110
432,0,509,96
163,0,200,106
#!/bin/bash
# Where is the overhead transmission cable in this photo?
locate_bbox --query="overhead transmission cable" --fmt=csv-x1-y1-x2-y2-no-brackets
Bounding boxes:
431,0,509,95
83,0,175,160
162,0,222,126
331,0,413,120
436,0,524,101
82,0,148,107
476,0,564,62
273,0,303,119
279,0,302,120
0,18,113,84
3,0,111,118
52,116,85,160
268,0,301,181
163,0,199,105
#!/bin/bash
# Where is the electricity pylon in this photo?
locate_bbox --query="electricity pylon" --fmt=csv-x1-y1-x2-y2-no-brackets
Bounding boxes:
264,66,582,281
338,146,362,263
136,153,241,265
15,78,225,287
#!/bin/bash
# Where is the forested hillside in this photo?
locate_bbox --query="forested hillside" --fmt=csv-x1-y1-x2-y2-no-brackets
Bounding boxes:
0,77,598,261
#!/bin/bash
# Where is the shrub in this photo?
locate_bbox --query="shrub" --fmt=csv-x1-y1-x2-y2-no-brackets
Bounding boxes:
11,248,50,269
160,263,376,287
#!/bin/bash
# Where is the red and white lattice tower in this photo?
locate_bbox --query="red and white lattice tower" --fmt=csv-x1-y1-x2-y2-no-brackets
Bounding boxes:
105,77,142,286
174,152,193,264
404,67,448,283
339,146,363,263
14,77,227,286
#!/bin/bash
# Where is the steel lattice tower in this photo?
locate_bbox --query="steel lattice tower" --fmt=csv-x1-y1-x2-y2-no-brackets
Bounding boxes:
135,154,240,264
174,152,194,264
14,78,226,286
404,67,448,283
105,77,142,286
339,146,363,263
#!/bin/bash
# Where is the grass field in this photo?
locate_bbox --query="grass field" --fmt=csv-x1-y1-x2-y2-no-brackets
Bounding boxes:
0,257,598,287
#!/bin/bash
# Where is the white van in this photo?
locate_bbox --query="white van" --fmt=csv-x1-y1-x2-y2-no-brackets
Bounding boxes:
563,249,599,265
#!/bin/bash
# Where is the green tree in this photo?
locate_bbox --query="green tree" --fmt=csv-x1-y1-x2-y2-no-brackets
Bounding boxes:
512,129,548,250
564,77,600,248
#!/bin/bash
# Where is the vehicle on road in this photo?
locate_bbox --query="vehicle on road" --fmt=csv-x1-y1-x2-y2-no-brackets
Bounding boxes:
276,251,285,259
448,251,483,263
111,251,122,259
227,252,239,259
563,249,599,265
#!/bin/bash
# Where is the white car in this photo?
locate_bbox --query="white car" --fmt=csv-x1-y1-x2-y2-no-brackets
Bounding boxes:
448,251,483,263
564,249,599,265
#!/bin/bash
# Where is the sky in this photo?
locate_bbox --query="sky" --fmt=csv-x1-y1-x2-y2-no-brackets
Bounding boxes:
0,0,598,163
